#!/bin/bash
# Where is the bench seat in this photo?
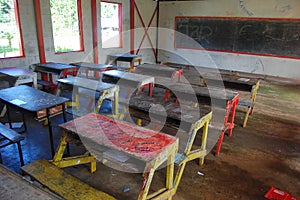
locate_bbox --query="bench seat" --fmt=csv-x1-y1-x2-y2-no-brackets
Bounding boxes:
0,123,24,166
21,158,116,200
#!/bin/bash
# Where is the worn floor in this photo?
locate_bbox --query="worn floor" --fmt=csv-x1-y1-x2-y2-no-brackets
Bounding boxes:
0,80,299,200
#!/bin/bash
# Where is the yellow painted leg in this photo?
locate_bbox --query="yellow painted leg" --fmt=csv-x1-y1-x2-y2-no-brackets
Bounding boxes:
113,89,119,118
52,130,68,163
166,153,175,200
199,121,209,166
51,130,97,173
174,162,187,193
243,107,251,128
138,165,155,200
95,92,106,113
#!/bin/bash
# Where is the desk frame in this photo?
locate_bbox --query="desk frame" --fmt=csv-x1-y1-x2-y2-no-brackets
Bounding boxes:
56,78,119,118
108,54,142,71
52,114,178,200
34,63,78,94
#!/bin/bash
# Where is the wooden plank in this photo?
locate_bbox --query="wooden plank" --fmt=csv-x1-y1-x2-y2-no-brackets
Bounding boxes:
0,163,61,199
57,77,116,92
0,123,24,143
21,159,116,200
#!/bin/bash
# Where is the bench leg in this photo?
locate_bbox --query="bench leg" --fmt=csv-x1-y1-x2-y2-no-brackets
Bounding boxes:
138,165,155,200
243,107,251,128
174,162,187,192
215,131,225,156
0,105,7,118
17,141,24,166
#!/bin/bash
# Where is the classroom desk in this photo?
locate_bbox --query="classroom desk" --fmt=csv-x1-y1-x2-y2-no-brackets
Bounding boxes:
118,93,213,192
134,63,183,82
201,72,260,127
160,78,238,132
145,78,239,155
101,70,155,97
108,53,142,71
70,62,114,79
56,77,119,116
0,163,61,199
163,62,260,127
52,113,178,200
0,85,68,157
0,67,37,88
0,67,37,117
33,62,78,94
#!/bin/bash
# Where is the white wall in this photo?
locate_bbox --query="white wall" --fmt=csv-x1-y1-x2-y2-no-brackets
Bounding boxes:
158,0,300,79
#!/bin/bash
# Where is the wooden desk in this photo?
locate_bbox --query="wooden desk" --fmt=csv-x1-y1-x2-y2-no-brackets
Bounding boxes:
108,53,142,71
70,62,114,79
53,113,178,200
0,85,68,156
118,94,213,193
0,164,61,199
33,62,78,94
0,67,38,117
135,63,183,82
56,77,119,117
163,62,260,127
129,79,239,156
0,67,37,88
101,70,155,97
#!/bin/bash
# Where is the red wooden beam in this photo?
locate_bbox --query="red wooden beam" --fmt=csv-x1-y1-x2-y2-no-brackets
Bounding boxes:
34,0,46,63
91,0,98,63
130,0,135,54
136,6,157,57
13,0,25,58
135,3,157,57
77,0,84,52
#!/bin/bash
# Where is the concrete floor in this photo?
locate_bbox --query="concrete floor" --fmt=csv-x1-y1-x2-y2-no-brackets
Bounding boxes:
0,80,299,199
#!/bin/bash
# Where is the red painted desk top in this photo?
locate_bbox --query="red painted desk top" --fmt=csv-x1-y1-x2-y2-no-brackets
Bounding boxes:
59,113,177,162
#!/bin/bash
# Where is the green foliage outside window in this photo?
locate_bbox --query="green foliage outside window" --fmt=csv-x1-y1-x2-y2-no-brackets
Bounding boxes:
0,0,22,58
50,0,82,53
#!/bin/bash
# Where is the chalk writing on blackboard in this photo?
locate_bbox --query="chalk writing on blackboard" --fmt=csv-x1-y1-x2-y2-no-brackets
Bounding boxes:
175,17,300,59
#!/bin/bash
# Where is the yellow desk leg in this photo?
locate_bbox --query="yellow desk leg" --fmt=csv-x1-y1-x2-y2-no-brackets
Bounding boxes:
249,81,260,115
166,153,175,200
51,130,97,173
113,87,119,118
138,164,156,200
243,81,260,127
199,121,209,166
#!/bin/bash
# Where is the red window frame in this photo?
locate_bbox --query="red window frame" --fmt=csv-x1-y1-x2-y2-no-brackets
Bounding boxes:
50,0,84,54
0,0,25,60
101,1,123,48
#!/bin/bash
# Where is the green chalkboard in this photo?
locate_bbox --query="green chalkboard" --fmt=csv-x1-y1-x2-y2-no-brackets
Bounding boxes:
175,17,300,58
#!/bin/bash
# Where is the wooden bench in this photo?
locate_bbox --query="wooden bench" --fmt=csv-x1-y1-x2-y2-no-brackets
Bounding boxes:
21,158,116,200
162,62,261,127
0,123,24,166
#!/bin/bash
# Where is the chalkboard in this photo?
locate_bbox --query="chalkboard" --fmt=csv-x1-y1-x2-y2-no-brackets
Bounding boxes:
175,17,300,58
